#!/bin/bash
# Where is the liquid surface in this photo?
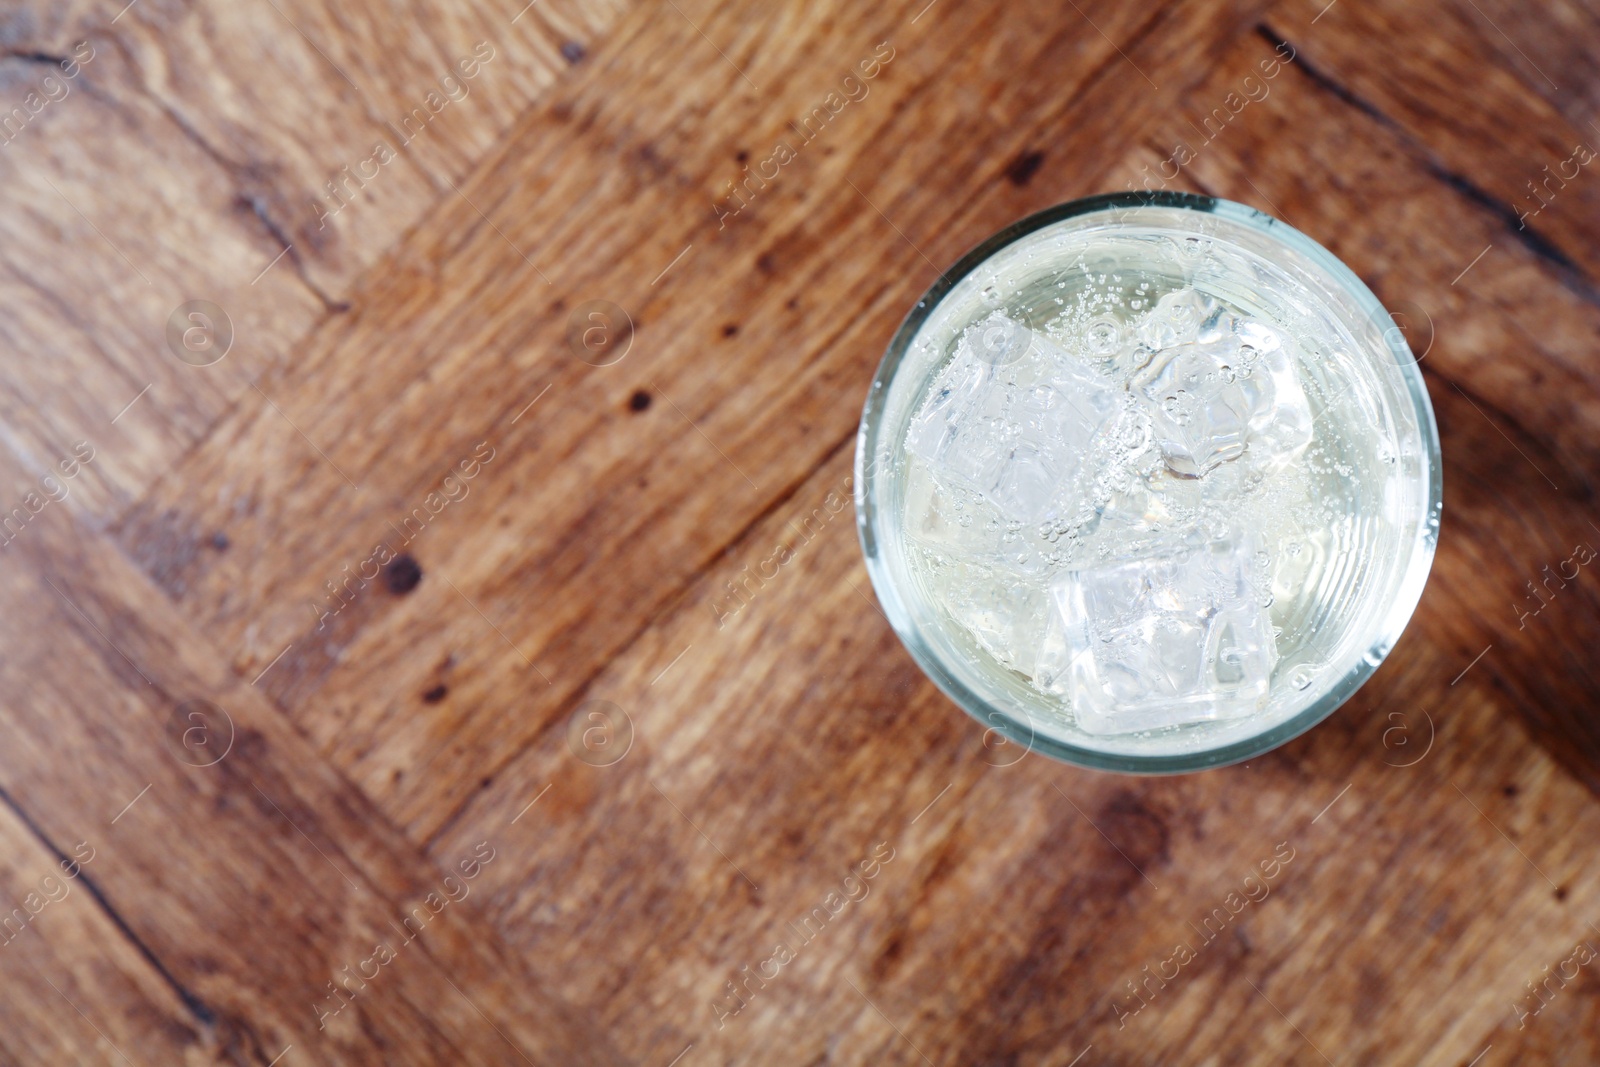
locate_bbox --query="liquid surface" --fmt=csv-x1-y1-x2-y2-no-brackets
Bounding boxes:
895,225,1407,740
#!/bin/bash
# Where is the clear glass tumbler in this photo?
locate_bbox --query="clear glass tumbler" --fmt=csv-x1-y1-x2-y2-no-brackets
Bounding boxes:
855,192,1441,772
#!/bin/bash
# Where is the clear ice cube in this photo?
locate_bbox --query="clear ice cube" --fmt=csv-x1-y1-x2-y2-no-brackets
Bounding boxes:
1100,466,1205,534
1235,319,1313,466
1128,292,1312,478
908,311,1120,524
1040,530,1277,734
939,562,1051,678
1268,512,1324,611
1136,288,1211,351
902,462,1049,577
1130,340,1251,476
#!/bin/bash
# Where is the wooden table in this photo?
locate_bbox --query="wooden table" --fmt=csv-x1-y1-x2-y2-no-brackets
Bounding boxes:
1,0,1597,1063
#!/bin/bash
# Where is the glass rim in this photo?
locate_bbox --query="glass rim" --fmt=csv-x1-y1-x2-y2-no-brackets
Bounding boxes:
854,190,1443,774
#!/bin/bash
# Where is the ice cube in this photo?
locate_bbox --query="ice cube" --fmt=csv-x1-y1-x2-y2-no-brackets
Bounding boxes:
1041,530,1277,734
967,310,1033,367
902,461,1049,576
1100,467,1205,534
940,562,1052,677
1129,339,1251,476
1263,506,1331,641
907,311,1120,524
1129,292,1312,477
1234,320,1313,466
1268,513,1324,610
1136,289,1211,350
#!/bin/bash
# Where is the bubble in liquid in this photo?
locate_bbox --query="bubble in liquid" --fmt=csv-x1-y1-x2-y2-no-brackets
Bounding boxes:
1086,318,1121,356
1160,392,1191,425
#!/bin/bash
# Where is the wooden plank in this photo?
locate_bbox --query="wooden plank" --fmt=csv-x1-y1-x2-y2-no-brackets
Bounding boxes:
0,0,627,526
1471,936,1600,1064
113,0,1278,845
0,36,323,523
0,804,206,1064
0,454,624,1065
1264,0,1600,287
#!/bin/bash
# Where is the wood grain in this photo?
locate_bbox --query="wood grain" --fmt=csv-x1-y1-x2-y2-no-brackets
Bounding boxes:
3,0,1600,1063
0,0,625,525
0,445,624,1064
0,804,205,1065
